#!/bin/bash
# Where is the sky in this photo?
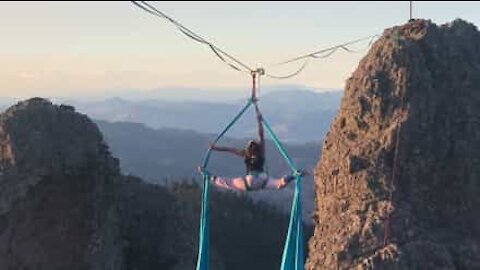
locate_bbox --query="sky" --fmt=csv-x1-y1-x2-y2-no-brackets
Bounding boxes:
0,1,479,98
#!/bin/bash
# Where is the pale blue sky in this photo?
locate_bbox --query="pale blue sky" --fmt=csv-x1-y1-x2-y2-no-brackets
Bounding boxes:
0,1,479,97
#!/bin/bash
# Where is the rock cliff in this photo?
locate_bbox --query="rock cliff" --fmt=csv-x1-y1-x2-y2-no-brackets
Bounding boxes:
0,98,123,270
306,19,480,269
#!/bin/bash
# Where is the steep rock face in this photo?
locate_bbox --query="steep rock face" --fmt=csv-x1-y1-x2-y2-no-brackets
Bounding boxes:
306,20,480,269
0,98,123,270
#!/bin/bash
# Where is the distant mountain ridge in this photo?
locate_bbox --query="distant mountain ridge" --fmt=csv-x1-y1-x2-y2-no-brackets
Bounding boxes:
70,89,342,143
95,120,320,180
0,88,341,143
62,84,341,103
96,119,320,219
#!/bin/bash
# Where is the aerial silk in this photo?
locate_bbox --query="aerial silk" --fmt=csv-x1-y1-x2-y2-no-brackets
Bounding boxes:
196,95,305,270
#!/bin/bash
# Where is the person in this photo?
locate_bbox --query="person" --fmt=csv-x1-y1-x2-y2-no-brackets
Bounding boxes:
198,103,305,191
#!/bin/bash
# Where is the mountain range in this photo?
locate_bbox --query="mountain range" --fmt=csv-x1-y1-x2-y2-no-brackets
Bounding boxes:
96,120,321,219
67,89,342,143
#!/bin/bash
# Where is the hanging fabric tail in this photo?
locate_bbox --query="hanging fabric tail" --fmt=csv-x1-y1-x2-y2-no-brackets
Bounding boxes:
196,171,211,270
280,174,304,270
262,117,305,270
196,98,254,270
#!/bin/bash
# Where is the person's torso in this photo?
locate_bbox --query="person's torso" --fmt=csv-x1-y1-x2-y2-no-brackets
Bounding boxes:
245,154,265,174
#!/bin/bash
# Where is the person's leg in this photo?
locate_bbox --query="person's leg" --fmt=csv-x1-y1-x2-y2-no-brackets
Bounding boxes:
211,176,248,191
261,170,309,190
263,174,295,190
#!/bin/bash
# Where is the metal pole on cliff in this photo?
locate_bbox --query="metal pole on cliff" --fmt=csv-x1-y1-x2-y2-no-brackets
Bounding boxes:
409,1,413,21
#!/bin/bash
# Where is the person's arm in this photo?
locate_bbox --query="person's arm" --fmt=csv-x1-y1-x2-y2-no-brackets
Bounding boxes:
254,103,266,156
210,144,246,157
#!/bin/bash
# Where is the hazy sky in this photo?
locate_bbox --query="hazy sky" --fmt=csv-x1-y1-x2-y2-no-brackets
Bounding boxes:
1,1,479,98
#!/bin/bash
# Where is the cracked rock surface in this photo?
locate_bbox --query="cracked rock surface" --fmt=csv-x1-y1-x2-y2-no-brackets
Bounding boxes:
306,19,480,270
0,98,123,270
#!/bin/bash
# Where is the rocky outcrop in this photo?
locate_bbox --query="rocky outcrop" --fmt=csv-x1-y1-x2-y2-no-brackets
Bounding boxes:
306,19,480,269
0,98,123,270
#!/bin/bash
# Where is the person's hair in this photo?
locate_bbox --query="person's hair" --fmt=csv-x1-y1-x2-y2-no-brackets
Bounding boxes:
246,140,261,157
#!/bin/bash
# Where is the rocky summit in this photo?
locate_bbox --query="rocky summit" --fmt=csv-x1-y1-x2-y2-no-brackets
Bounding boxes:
0,98,123,270
306,19,480,269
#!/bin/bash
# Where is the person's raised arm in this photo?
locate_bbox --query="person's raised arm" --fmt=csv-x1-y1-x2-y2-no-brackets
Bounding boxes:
254,103,265,156
210,144,246,157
